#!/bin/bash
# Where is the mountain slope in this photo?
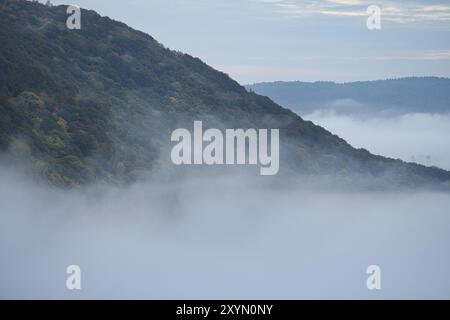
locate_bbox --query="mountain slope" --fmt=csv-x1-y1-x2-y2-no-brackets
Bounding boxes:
246,78,450,116
1,0,450,189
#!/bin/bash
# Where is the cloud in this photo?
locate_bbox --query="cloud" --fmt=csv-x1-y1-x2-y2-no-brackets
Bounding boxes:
305,111,450,170
326,0,361,4
1,165,450,299
255,0,450,23
421,50,450,61
287,50,450,61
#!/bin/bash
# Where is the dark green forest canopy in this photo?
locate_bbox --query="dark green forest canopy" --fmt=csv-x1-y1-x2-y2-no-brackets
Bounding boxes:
1,0,449,189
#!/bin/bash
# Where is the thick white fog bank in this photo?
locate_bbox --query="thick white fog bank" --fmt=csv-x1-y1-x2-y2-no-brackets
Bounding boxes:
1,167,450,299
305,112,450,171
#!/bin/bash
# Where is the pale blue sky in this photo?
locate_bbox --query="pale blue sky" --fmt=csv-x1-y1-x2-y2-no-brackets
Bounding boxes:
50,0,450,84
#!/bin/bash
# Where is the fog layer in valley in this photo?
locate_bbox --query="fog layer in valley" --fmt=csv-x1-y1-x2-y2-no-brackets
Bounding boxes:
305,110,450,171
1,165,450,299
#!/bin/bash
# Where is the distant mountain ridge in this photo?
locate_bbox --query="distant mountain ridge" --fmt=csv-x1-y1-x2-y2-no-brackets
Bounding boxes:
1,0,450,189
246,78,450,116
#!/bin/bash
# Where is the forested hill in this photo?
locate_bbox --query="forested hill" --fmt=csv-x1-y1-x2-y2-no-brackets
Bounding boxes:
1,0,449,189
246,78,450,116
